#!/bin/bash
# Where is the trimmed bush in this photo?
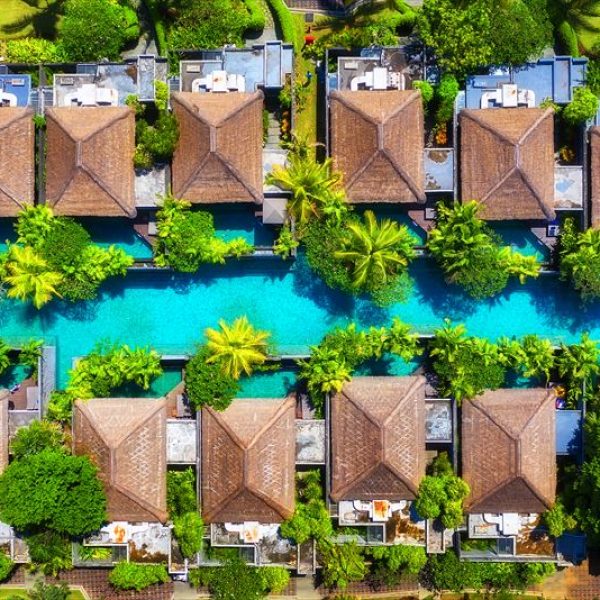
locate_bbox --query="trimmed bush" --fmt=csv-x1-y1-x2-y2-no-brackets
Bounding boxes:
265,0,297,48
0,553,14,582
244,0,266,30
109,562,169,591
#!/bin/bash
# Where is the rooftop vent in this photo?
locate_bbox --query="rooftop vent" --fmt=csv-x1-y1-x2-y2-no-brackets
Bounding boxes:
350,67,405,92
191,70,246,93
63,83,118,107
480,83,535,109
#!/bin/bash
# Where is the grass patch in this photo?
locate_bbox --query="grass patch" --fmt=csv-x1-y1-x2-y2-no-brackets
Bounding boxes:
0,0,60,40
0,590,86,600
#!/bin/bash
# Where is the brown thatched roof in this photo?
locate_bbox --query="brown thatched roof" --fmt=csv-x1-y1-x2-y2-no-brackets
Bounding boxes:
0,108,34,216
330,376,426,502
201,397,295,523
330,90,425,204
462,389,556,514
0,390,8,474
73,398,168,523
45,107,136,217
590,127,600,227
171,91,264,204
460,108,555,220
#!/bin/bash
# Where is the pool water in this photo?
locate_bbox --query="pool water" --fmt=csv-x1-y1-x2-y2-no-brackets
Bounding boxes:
238,368,297,398
489,222,550,260
0,219,16,253
207,205,276,247
79,218,154,260
0,253,598,390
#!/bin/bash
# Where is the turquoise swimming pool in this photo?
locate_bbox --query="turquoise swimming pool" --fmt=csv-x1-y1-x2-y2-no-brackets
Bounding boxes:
0,254,597,389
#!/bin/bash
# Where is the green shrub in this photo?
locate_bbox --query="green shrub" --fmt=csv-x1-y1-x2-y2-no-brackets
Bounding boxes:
167,0,250,51
543,501,577,537
109,562,169,591
563,86,599,125
208,558,265,600
368,544,427,575
136,112,179,164
10,420,65,460
2,39,66,64
257,566,290,593
26,530,72,576
0,450,106,536
154,197,253,271
244,0,266,30
435,74,459,125
173,512,204,558
0,553,13,582
167,468,197,517
184,346,239,411
413,80,434,109
319,542,368,590
265,0,297,48
59,0,132,61
28,582,70,600
427,202,540,298
559,217,600,301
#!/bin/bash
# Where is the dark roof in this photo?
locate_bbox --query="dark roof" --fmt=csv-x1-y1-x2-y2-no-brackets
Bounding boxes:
73,398,168,523
462,388,556,513
0,107,34,216
45,107,136,217
460,108,555,220
330,376,426,502
171,91,264,204
590,127,600,227
201,397,295,523
330,90,425,203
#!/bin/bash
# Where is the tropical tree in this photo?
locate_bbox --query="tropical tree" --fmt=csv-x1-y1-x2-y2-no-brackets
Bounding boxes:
334,210,416,291
548,0,600,55
319,542,368,590
18,339,43,377
557,333,600,403
266,153,346,227
205,317,270,379
559,217,600,301
4,245,63,309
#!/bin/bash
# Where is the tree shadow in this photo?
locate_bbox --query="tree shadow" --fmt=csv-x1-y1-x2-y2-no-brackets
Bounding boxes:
1,0,64,40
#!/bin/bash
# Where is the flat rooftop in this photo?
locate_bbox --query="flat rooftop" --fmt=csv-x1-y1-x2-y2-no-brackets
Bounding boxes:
53,56,168,106
464,56,587,108
0,74,31,107
179,42,293,92
328,45,424,93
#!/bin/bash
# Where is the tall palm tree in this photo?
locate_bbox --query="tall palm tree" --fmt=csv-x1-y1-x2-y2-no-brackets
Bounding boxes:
266,154,346,227
4,246,62,309
334,210,416,291
205,316,270,379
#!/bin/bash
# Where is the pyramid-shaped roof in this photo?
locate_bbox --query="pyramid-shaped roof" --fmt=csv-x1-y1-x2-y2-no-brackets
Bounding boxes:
460,108,555,220
171,91,264,204
201,397,295,523
0,107,35,216
462,388,556,513
330,376,426,502
45,107,136,217
330,90,425,204
73,398,168,522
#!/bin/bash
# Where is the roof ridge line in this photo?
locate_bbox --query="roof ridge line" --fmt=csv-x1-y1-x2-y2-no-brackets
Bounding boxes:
114,399,167,450
79,162,134,217
214,150,263,202
0,107,32,132
470,397,520,442
384,376,425,424
381,148,426,202
111,481,166,522
174,90,262,127
246,397,293,450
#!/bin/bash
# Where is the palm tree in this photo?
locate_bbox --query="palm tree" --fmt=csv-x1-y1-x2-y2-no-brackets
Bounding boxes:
4,246,63,309
205,316,270,379
430,320,468,365
334,211,416,291
550,0,600,55
427,201,494,276
266,154,346,227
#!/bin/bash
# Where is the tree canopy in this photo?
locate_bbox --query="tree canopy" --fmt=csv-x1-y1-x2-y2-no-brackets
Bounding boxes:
0,450,106,536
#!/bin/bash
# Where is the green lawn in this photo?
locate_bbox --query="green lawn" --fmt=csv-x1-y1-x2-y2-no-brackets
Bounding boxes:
0,0,60,40
0,589,86,600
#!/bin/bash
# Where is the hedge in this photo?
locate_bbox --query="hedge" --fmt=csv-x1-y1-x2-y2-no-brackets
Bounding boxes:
265,0,298,50
244,0,266,31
